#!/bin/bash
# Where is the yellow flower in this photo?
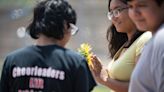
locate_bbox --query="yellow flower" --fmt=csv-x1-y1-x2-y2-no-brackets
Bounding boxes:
78,43,92,65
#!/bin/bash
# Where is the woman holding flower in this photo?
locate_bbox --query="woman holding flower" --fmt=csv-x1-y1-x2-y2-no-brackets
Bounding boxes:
89,0,152,92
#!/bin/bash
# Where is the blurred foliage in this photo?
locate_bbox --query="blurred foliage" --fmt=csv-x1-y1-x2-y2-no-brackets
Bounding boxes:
0,60,3,79
0,0,36,8
92,85,111,92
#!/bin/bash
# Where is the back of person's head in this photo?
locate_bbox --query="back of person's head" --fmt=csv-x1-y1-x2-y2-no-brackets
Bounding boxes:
27,0,76,39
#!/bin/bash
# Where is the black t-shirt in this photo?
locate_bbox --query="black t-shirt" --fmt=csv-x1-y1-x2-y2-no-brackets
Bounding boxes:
0,45,96,92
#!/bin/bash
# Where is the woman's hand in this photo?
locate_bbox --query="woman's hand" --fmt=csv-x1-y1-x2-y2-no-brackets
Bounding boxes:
89,55,108,85
90,55,102,76
89,55,129,92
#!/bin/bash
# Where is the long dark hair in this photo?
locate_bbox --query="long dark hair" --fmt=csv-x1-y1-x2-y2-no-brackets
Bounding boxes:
107,25,127,58
107,0,143,58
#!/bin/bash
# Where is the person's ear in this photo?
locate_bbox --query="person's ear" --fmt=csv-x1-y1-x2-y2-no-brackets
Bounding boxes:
63,21,71,34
